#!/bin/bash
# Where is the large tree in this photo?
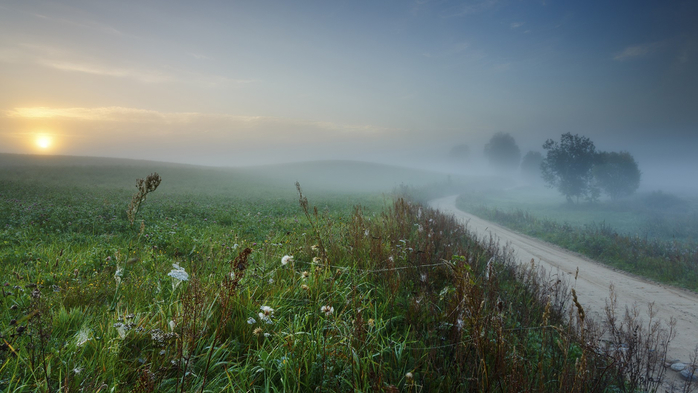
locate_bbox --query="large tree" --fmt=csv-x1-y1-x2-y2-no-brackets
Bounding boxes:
593,151,641,200
541,133,597,203
484,132,521,172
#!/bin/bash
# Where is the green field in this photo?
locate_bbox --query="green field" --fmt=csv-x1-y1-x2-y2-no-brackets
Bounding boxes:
0,154,673,392
456,184,698,290
456,184,698,242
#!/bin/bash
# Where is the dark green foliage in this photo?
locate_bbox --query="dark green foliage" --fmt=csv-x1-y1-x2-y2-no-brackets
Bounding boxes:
593,151,641,200
542,133,597,203
484,132,521,172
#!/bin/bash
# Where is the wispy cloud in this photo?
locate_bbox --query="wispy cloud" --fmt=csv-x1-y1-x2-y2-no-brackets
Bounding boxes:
0,42,255,87
510,22,524,29
440,0,499,18
188,52,212,60
38,60,172,83
614,42,661,61
4,106,393,136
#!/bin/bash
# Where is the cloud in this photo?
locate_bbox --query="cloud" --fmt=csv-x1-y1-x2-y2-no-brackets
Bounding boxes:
441,0,499,17
510,22,524,29
38,60,173,83
4,106,393,136
614,42,660,61
0,42,254,87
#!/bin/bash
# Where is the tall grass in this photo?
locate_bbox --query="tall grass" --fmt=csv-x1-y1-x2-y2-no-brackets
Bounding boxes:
0,167,681,391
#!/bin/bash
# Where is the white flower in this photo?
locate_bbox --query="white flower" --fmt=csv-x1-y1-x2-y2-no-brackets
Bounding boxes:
259,306,274,324
311,245,319,252
73,367,83,375
281,255,294,265
268,278,274,284
260,306,274,315
114,267,123,285
321,305,334,316
405,372,414,380
169,320,176,331
247,317,256,325
168,264,189,282
312,257,321,264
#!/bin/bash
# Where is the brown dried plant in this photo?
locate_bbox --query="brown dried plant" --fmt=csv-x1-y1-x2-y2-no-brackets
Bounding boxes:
127,172,162,225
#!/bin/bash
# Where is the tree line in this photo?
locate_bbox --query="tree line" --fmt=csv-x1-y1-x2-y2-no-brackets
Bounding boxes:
450,132,641,203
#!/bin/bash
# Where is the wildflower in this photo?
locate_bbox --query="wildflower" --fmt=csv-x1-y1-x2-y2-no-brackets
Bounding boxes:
312,257,321,264
259,306,274,324
364,229,369,237
301,284,309,291
114,267,123,285
405,372,414,381
281,255,294,265
247,317,256,325
264,332,271,337
321,305,334,316
301,271,309,279
311,245,319,252
253,327,263,336
168,264,189,282
368,318,375,327
169,320,176,331
73,367,83,375
260,306,274,315
268,278,274,284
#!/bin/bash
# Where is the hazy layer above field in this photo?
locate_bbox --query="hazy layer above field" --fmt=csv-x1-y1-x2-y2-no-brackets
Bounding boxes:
0,153,453,196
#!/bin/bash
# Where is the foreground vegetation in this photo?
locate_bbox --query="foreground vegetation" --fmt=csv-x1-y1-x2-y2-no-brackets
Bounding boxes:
456,188,698,292
0,156,683,391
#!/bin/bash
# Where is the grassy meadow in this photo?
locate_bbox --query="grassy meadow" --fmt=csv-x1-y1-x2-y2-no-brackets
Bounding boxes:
456,184,698,291
0,154,678,392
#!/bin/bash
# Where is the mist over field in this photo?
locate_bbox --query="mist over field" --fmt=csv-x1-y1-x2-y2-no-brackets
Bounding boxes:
0,0,696,195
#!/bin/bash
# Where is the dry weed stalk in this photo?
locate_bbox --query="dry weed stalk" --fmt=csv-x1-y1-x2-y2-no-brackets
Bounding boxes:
127,172,162,225
296,182,329,263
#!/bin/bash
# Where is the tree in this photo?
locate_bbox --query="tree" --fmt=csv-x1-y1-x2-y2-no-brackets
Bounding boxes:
593,151,641,200
484,132,521,172
520,151,543,183
541,133,596,203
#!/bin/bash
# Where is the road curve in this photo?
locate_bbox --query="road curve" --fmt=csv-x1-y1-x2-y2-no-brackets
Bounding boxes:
430,195,698,364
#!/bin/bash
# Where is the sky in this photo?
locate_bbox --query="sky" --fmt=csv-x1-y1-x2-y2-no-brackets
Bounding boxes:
0,0,696,184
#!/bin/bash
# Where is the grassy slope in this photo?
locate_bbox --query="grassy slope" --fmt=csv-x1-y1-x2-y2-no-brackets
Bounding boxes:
0,154,665,392
456,185,698,290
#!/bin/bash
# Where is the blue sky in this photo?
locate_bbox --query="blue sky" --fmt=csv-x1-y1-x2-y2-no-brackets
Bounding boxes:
0,0,696,177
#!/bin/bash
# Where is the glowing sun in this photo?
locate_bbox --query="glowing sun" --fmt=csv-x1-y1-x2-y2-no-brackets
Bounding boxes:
35,135,53,150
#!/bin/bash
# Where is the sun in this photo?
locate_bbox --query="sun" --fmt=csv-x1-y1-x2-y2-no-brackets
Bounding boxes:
35,135,53,150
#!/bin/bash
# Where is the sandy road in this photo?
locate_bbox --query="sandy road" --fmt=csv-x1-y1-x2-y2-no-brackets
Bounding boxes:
430,195,698,365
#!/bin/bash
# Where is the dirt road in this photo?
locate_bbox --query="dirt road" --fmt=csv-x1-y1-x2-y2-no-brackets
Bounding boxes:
430,195,698,365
